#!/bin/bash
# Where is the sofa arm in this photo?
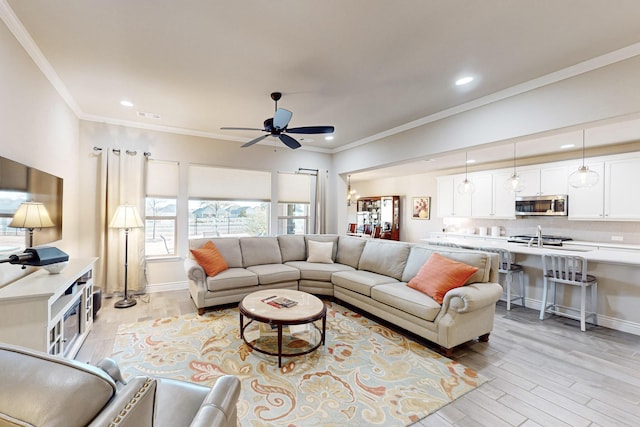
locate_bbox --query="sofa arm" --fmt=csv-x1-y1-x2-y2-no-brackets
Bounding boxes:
190,375,241,427
185,257,207,284
441,282,502,314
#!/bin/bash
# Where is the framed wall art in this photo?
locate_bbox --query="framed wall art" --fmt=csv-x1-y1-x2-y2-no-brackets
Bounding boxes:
411,196,431,220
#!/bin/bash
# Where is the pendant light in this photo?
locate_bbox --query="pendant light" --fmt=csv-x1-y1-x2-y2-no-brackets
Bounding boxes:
457,152,475,194
504,142,525,193
568,130,599,188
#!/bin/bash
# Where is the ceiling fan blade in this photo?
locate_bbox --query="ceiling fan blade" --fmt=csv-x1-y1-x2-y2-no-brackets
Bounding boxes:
279,134,301,149
221,127,265,131
273,108,293,130
286,126,335,134
241,134,270,148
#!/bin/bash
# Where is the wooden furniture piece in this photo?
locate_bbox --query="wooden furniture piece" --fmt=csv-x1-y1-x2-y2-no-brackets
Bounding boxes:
239,289,326,367
472,247,525,311
0,258,97,357
540,253,597,331
356,195,400,240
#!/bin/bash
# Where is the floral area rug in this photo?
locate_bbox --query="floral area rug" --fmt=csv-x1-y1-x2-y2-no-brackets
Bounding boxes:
111,301,485,426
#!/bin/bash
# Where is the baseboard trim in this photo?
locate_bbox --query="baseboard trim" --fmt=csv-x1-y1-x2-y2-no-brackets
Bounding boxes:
520,297,640,336
145,281,188,293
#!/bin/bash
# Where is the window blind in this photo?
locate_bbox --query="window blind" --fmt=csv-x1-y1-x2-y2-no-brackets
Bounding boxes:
188,165,271,200
277,172,311,203
146,160,179,197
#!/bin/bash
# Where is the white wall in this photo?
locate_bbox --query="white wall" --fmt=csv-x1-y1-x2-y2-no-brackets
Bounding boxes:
0,21,80,286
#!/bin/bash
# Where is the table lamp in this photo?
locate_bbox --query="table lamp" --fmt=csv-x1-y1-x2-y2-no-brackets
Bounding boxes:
8,202,55,247
109,204,144,308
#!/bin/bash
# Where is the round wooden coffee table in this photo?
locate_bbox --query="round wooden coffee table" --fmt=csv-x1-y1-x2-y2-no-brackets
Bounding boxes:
239,289,326,367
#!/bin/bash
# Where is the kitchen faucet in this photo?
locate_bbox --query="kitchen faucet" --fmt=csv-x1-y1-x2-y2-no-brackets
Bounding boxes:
528,225,543,247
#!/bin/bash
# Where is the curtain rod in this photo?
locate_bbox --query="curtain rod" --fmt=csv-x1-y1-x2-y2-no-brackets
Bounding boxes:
93,146,151,157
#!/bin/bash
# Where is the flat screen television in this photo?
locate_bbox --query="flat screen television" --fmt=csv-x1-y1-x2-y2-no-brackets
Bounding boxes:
0,156,63,252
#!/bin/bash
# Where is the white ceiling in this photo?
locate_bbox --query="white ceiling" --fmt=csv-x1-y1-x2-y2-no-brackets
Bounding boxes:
4,1,640,178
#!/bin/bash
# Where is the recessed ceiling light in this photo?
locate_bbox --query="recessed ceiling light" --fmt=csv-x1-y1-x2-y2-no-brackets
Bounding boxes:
466,159,476,164
137,111,161,119
560,144,575,149
325,135,334,141
455,76,474,86
120,100,134,107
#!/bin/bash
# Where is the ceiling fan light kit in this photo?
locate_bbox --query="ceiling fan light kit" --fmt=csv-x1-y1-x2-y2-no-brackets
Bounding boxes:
568,130,599,188
221,92,334,149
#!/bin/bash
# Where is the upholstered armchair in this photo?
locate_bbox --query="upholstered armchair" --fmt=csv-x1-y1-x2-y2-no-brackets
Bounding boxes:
0,343,240,427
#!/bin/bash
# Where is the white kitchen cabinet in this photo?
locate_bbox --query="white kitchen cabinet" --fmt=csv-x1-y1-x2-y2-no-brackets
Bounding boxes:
492,171,516,218
436,175,471,217
569,157,640,220
517,165,568,196
568,161,605,220
470,173,493,217
469,172,515,218
605,157,640,220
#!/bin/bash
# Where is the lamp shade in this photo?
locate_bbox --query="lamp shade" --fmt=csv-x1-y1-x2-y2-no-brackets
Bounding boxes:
9,202,55,229
109,205,143,229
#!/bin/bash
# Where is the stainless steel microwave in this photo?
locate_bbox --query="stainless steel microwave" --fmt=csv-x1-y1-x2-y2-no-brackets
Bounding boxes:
515,195,568,216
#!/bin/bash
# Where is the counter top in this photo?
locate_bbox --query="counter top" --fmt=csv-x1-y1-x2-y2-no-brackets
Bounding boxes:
423,234,640,266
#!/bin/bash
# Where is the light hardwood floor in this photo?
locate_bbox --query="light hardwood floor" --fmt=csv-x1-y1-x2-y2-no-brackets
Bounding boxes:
77,290,640,426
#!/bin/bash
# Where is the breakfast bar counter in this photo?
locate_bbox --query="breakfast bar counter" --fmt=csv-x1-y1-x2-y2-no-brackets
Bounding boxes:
423,234,640,335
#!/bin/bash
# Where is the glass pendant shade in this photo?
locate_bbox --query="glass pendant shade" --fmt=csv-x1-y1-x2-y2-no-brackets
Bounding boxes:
569,165,599,188
457,178,475,194
504,172,525,193
457,152,475,194
569,130,599,188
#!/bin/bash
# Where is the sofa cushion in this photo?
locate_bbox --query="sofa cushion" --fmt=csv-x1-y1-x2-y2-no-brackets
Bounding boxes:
285,261,354,281
307,240,334,263
335,235,366,268
246,264,301,285
240,237,282,267
407,253,478,304
332,270,398,297
190,241,229,277
277,235,306,262
371,283,442,322
190,237,243,268
205,268,258,291
358,240,410,280
305,235,339,260
402,245,491,284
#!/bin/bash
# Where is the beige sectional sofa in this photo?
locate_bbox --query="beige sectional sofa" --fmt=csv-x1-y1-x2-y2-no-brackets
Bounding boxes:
185,234,503,351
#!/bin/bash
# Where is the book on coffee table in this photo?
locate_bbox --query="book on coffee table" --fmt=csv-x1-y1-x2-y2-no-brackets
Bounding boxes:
261,295,298,309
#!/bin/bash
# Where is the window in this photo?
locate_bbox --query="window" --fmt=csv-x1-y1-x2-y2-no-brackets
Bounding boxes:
145,160,179,257
145,198,177,256
277,203,309,235
188,200,269,237
0,191,28,250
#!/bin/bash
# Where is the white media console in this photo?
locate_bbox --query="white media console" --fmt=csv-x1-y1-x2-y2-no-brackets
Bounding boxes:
0,258,97,358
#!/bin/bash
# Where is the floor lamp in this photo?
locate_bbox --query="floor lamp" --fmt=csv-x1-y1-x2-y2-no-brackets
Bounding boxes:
109,204,144,308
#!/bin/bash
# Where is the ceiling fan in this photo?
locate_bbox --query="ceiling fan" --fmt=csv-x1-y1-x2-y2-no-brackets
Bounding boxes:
221,92,335,149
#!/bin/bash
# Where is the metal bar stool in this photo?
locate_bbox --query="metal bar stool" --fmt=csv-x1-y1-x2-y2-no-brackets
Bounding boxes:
540,253,597,331
473,247,525,310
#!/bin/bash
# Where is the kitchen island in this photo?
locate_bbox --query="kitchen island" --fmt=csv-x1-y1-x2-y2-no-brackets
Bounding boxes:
424,233,640,336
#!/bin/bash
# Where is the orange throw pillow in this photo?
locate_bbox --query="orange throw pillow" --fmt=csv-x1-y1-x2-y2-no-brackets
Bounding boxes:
190,241,228,277
408,253,478,304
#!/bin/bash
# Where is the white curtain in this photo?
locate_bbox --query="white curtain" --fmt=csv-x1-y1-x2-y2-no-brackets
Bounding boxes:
97,149,146,295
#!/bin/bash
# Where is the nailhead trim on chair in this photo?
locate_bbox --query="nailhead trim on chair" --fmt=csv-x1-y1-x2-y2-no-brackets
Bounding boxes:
108,377,154,426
